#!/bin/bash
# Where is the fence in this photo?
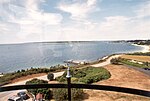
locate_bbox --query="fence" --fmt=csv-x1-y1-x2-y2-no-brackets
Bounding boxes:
0,67,150,101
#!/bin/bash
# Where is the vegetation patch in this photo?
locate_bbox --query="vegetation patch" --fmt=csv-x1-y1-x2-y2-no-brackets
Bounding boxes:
26,78,83,101
56,66,111,84
52,88,83,101
110,57,150,68
110,58,121,65
127,52,150,56
120,59,150,68
26,78,52,100
0,65,67,86
127,40,150,45
47,73,54,81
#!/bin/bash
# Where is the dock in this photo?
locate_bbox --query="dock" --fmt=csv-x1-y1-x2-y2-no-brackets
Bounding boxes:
64,60,89,65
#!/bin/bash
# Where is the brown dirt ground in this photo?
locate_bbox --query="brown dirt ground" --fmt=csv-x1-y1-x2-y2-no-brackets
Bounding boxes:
8,64,150,101
83,64,150,101
10,73,47,83
120,55,150,62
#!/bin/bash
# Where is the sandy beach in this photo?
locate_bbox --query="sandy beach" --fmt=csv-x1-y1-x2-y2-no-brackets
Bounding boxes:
139,45,150,52
132,44,150,52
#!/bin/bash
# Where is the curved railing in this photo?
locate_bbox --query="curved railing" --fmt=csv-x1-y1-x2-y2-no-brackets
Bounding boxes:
1,68,150,101
1,84,150,97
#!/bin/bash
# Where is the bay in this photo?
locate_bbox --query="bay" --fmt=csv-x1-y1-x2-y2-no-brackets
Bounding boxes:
0,41,143,73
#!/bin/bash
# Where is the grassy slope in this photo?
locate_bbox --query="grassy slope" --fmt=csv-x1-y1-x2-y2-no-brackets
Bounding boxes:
121,55,150,62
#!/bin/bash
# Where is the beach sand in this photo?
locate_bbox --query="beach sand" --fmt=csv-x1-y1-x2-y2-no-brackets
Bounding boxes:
132,44,150,53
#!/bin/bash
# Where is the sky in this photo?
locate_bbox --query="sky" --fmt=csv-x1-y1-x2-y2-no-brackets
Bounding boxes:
0,0,150,44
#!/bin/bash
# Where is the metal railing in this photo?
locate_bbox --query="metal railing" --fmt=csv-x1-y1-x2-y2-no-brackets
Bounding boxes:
0,67,150,101
0,84,150,100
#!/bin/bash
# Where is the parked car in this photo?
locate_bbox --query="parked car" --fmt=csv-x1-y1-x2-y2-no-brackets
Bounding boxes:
8,95,22,101
17,91,29,100
143,68,150,70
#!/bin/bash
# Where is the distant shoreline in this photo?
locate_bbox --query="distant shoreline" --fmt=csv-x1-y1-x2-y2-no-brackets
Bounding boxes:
1,43,150,85
131,44,150,53
0,42,149,75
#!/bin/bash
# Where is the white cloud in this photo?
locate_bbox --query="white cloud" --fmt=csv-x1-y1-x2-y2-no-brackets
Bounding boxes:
135,1,150,18
25,0,44,11
0,0,63,43
60,14,150,41
56,0,150,41
4,0,63,25
98,16,130,34
0,0,150,43
58,0,98,20
95,15,150,40
0,0,11,4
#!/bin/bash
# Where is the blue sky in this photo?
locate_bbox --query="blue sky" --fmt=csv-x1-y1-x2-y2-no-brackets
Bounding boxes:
0,0,150,44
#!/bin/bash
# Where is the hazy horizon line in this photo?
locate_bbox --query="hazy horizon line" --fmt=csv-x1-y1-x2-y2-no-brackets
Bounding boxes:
0,39,149,45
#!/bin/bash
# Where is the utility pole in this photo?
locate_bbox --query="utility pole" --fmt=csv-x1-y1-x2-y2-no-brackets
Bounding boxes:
66,65,71,101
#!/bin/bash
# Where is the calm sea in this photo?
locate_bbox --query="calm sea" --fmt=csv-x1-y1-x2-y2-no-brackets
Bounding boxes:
0,41,143,73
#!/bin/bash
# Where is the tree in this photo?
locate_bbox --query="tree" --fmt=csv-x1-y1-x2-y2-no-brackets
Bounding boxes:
52,88,83,101
47,73,54,81
26,78,52,100
110,58,120,65
145,62,149,66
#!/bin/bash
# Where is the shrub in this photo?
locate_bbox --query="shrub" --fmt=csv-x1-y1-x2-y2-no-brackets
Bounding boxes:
0,65,66,85
47,73,54,81
52,88,83,101
55,76,66,82
26,78,52,100
127,52,150,56
56,66,111,84
110,58,120,65
79,73,110,84
74,71,86,78
71,77,78,82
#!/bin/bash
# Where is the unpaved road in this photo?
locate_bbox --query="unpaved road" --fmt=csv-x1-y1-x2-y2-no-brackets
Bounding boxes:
91,55,121,67
0,54,121,101
1,54,149,101
0,55,120,101
0,54,120,101
0,71,64,101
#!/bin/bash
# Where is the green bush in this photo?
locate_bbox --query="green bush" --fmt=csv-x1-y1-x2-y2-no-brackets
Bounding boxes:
0,65,67,85
56,66,111,84
74,71,86,78
47,73,54,81
110,58,120,65
26,78,52,100
52,88,83,101
79,73,110,84
55,76,66,82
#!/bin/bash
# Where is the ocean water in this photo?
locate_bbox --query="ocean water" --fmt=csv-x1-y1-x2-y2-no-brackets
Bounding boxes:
0,41,143,73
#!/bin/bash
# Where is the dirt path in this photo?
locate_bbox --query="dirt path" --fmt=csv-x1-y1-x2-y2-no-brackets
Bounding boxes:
91,55,121,67
10,73,47,84
0,71,64,101
84,64,150,101
1,54,150,101
5,54,121,85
